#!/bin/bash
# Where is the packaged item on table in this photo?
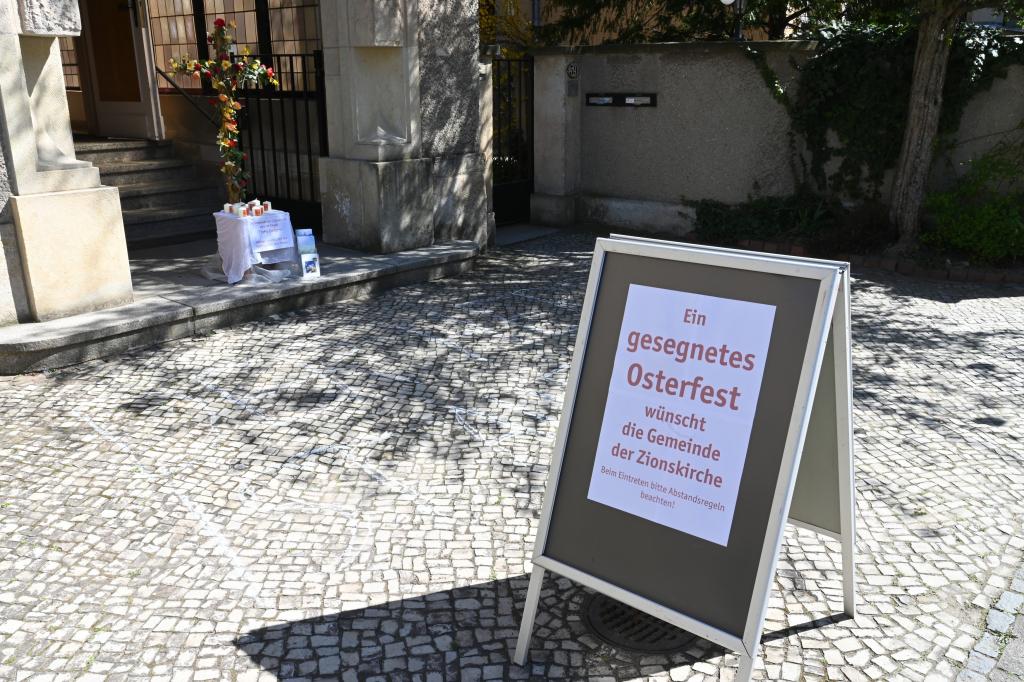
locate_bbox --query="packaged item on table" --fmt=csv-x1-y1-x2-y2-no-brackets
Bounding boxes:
296,228,316,254
262,201,272,212
301,253,320,278
295,228,320,278
253,206,264,217
223,203,233,214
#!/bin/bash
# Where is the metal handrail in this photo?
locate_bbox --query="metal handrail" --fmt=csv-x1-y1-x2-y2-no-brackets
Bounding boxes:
155,66,218,129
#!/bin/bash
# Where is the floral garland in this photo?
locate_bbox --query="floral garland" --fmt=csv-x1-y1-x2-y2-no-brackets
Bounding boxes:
169,19,278,203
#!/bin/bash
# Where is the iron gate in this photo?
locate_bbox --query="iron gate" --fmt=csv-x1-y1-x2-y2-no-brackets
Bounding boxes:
237,51,328,232
492,57,534,225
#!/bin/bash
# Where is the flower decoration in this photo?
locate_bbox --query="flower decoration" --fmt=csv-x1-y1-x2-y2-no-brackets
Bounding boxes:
169,19,278,203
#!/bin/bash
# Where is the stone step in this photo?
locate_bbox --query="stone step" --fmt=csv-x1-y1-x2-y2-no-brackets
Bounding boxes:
74,139,175,164
122,205,214,226
75,137,224,247
117,179,224,211
122,207,216,247
0,241,480,374
99,158,197,187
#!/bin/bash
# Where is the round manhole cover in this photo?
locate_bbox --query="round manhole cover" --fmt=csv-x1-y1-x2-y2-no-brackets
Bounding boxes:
582,593,697,654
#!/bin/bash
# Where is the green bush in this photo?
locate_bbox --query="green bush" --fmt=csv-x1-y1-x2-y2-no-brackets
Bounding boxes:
805,201,898,255
684,193,897,255
923,144,1024,265
685,193,836,246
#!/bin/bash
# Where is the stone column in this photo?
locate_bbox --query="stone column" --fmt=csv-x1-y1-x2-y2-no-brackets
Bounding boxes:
318,0,491,254
0,0,133,323
478,56,494,247
530,51,581,227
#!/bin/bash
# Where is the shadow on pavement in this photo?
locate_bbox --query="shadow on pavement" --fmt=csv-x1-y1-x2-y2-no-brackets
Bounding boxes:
234,574,848,681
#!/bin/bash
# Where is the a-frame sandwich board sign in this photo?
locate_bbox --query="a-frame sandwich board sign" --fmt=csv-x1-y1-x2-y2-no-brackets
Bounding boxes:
514,236,855,681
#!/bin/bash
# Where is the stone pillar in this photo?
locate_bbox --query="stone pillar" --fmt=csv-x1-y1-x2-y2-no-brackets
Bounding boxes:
478,57,495,247
0,0,133,323
530,52,581,227
318,0,491,254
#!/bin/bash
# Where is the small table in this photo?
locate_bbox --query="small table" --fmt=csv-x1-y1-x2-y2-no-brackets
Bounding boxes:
214,210,298,284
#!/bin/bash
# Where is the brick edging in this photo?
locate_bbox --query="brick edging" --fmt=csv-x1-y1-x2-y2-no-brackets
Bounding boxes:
733,239,1024,285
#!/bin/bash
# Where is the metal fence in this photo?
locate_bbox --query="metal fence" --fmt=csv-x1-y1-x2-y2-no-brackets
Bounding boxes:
237,51,328,230
492,57,534,225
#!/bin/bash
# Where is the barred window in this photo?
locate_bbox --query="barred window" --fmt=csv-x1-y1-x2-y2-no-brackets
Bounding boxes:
59,36,81,90
203,0,260,56
149,0,202,89
269,0,321,56
147,0,321,92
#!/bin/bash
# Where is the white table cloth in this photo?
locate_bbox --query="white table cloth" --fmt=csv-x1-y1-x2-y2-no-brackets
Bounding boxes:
214,210,298,284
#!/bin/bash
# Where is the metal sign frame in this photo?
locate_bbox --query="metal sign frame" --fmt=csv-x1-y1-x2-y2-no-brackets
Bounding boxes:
514,236,856,680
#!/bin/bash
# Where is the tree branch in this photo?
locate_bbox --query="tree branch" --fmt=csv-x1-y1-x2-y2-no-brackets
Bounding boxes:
785,6,810,23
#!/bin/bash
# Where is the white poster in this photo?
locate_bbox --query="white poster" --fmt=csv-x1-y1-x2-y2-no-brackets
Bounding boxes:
587,284,776,546
247,211,295,253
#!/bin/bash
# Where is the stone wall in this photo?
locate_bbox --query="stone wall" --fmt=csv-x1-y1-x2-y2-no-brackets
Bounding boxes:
0,2,24,325
318,0,492,253
0,0,132,326
532,42,1024,236
418,0,481,157
16,0,80,36
418,0,489,246
0,122,28,326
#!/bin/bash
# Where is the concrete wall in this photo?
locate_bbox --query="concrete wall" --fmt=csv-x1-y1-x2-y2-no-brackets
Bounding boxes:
159,93,220,170
66,88,86,131
0,8,27,325
0,123,30,326
419,0,481,157
318,0,491,253
0,0,133,326
532,42,1024,237
933,64,1024,189
479,58,496,243
420,0,490,246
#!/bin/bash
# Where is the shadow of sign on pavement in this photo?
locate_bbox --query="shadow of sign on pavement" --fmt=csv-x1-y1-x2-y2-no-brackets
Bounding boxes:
233,572,848,680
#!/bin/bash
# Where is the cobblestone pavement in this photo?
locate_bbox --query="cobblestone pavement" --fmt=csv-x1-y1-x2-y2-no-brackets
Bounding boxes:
1,231,1023,682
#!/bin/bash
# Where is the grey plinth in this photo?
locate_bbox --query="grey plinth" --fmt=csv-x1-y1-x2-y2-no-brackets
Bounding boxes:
17,0,81,36
317,0,491,254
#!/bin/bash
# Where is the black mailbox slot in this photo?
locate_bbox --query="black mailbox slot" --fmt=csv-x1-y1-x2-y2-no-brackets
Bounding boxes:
586,93,657,107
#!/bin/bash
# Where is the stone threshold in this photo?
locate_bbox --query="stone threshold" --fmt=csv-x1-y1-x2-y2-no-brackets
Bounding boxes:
0,240,479,375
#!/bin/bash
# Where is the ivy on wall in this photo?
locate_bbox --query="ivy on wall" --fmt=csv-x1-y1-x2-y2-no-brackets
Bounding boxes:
748,25,1024,199
696,29,1024,264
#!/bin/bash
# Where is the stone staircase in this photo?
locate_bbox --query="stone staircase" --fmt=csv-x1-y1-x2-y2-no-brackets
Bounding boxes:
73,138,224,247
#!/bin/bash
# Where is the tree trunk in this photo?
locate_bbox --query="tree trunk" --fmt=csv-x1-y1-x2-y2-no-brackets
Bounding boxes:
764,0,789,39
887,7,960,255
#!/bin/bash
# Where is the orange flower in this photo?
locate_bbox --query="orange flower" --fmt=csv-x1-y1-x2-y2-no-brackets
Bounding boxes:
218,93,228,102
